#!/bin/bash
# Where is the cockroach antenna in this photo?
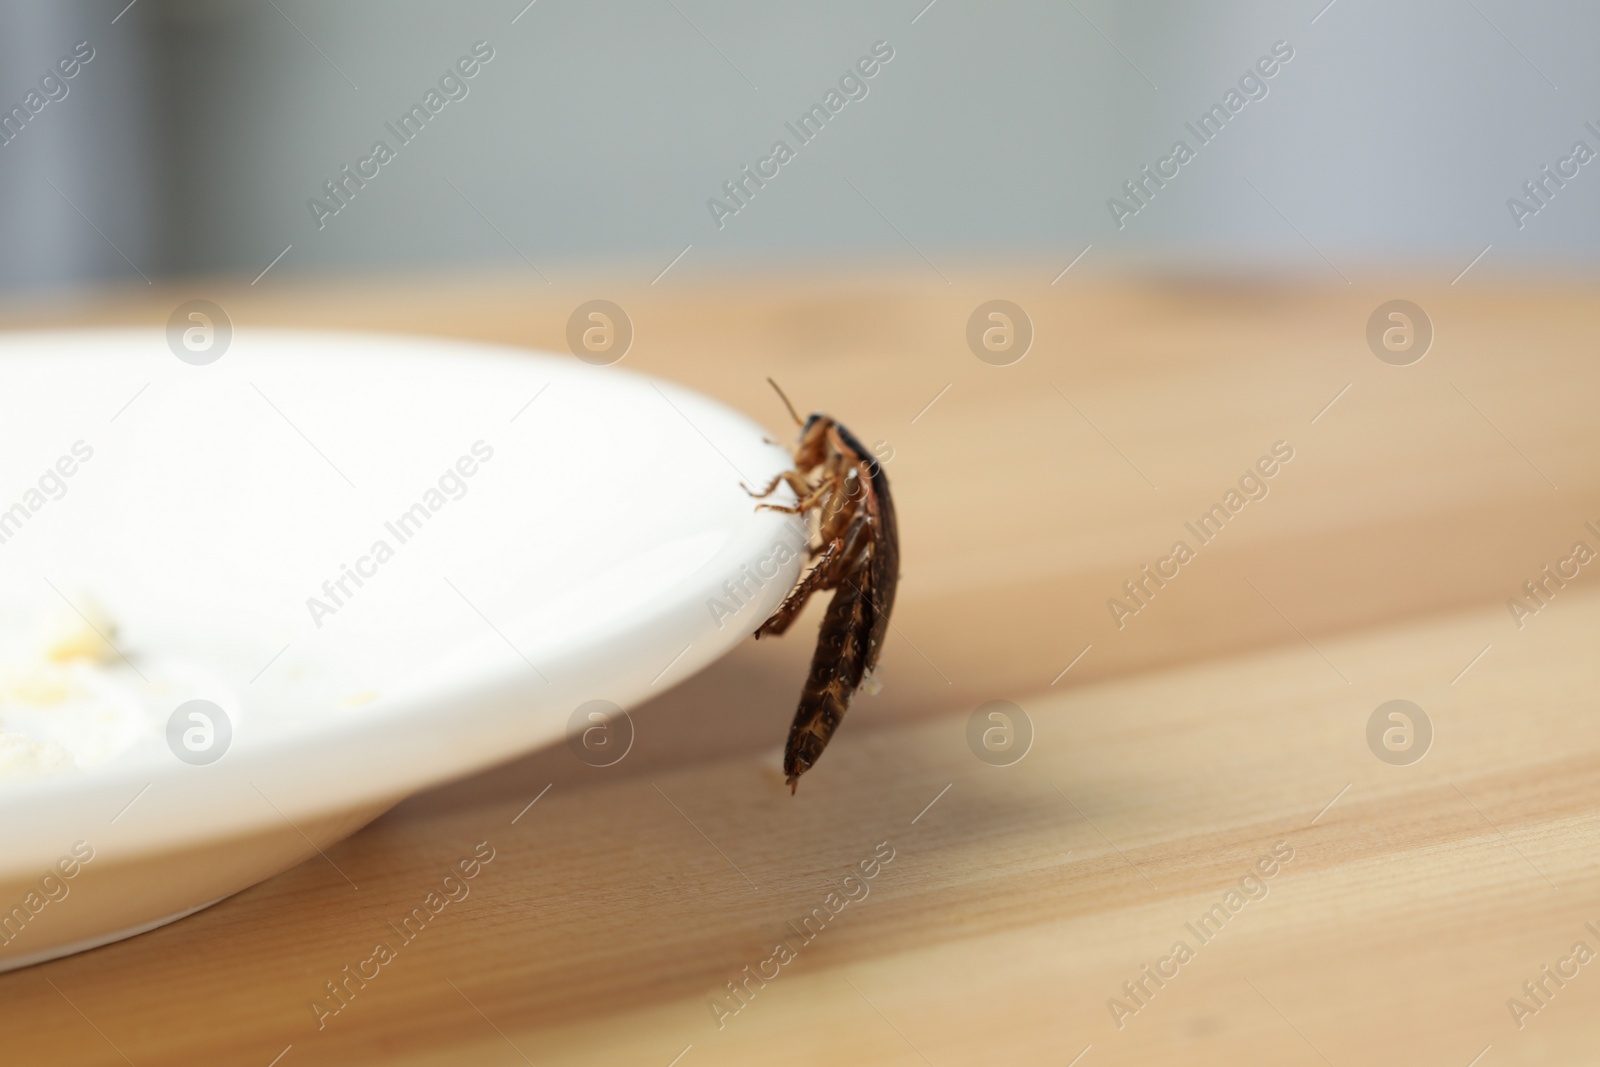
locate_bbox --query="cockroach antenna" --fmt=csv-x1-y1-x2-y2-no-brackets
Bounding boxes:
767,377,803,427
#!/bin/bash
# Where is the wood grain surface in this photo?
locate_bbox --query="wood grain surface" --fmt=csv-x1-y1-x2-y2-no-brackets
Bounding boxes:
2,273,1598,1066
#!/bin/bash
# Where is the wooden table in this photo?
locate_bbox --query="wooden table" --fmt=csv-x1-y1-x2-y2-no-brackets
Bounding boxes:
4,273,1599,1065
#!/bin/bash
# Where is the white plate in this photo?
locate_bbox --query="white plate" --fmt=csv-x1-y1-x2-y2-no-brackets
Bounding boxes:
0,329,803,971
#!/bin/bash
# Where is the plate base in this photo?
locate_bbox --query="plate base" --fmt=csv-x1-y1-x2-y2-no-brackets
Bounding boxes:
0,896,226,974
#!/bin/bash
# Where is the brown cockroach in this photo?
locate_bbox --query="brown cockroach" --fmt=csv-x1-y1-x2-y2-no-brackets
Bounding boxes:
745,380,899,793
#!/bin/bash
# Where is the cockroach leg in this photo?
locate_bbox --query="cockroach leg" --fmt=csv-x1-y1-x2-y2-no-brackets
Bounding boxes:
756,536,846,638
742,473,785,498
756,479,829,516
741,469,810,500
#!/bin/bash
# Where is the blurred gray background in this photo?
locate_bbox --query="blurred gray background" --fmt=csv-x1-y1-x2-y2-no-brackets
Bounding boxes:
1,0,1597,291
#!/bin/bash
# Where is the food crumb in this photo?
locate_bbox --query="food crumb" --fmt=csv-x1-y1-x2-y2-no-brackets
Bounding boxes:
0,731,74,780
44,598,119,666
